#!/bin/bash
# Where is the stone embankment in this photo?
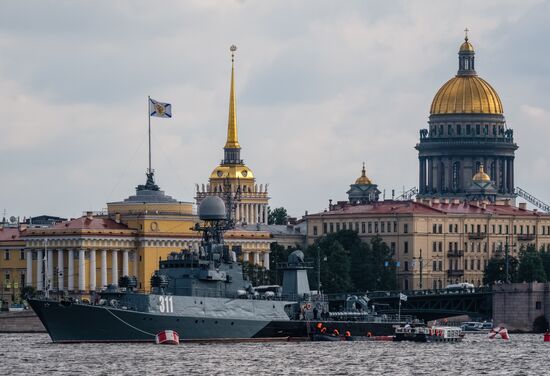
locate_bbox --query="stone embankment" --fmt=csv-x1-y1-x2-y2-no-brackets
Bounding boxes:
0,311,46,333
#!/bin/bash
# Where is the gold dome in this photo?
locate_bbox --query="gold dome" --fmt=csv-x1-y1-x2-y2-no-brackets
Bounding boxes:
459,40,474,53
210,164,254,180
430,75,503,115
355,163,373,185
473,164,491,182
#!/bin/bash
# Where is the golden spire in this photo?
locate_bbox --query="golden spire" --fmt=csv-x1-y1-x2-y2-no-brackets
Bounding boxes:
355,162,373,185
473,164,491,182
460,27,474,53
225,45,240,149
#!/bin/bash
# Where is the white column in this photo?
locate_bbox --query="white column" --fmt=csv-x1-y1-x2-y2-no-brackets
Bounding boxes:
89,249,96,291
264,205,268,224
247,204,252,224
253,252,260,266
101,250,108,287
36,250,43,290
236,204,241,223
263,252,270,270
132,251,138,278
47,249,54,291
242,251,249,264
112,250,119,285
26,250,33,287
123,250,129,277
78,249,86,291
57,249,64,291
67,250,74,291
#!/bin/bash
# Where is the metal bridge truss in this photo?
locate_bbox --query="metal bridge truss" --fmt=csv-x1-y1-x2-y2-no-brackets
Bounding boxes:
515,187,550,213
368,289,492,321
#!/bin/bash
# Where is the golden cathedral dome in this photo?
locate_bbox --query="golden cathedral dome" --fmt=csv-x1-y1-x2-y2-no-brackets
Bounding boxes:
210,165,254,180
355,163,373,185
472,164,491,182
430,36,504,115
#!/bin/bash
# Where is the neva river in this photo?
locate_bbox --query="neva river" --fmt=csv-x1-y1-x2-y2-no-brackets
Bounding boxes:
0,333,547,375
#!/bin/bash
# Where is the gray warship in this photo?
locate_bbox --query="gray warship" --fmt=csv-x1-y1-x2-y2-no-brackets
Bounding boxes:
29,196,405,343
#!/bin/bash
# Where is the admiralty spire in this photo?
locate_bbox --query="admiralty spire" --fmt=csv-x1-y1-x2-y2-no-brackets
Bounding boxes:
416,33,517,202
196,46,270,226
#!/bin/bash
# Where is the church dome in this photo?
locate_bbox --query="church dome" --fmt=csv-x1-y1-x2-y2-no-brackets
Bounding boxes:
355,163,373,185
472,164,491,182
430,37,503,115
430,76,503,115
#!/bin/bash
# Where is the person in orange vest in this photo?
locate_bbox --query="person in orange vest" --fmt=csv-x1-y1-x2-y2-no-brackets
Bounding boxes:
345,330,351,337
320,327,327,334
316,323,323,330
333,329,340,336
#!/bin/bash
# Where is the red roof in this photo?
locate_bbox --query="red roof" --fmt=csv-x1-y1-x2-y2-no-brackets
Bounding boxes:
50,216,130,230
310,200,550,218
0,227,23,241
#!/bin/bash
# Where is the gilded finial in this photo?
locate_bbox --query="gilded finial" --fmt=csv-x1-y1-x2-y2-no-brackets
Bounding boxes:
355,162,372,185
230,45,237,63
464,27,469,41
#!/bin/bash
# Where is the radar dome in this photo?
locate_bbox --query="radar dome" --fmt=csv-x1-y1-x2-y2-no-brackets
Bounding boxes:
198,196,226,220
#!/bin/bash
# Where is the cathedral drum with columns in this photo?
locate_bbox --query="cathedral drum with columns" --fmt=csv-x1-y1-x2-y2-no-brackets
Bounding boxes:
416,34,517,202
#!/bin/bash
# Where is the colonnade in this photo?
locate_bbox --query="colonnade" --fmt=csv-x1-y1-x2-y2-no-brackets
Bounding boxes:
26,248,136,292
241,251,270,270
235,203,268,225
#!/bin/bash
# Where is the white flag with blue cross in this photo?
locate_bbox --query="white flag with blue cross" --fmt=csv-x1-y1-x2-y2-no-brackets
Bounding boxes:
149,98,172,118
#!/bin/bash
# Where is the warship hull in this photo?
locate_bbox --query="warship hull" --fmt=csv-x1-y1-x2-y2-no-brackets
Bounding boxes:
29,299,398,343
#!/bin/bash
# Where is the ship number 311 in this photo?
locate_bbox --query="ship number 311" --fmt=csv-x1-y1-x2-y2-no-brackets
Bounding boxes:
159,296,174,313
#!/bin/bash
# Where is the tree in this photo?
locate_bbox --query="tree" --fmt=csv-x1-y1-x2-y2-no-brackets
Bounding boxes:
517,245,547,283
483,256,519,285
540,248,550,281
268,207,288,225
267,242,295,285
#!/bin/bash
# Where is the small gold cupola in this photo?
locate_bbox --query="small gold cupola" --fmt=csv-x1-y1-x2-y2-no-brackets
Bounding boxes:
473,164,491,182
355,163,373,185
225,45,240,150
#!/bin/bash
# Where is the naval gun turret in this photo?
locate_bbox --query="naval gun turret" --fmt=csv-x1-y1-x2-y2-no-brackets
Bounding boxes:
280,250,313,299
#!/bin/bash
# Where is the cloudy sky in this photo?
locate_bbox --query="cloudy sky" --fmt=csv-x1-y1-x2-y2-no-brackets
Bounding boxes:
1,0,549,220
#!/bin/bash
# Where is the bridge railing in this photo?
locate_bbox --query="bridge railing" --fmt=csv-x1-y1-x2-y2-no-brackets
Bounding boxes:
367,287,492,299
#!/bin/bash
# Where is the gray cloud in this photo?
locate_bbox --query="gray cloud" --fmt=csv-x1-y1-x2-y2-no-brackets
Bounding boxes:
0,0,548,220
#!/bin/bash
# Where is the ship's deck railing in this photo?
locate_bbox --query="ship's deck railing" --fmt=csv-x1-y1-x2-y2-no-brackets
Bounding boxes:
329,311,415,323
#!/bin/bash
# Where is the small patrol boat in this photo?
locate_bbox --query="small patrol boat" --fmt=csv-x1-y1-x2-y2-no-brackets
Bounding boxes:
394,325,463,342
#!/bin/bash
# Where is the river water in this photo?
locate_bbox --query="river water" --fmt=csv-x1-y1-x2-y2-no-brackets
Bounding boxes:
0,333,547,375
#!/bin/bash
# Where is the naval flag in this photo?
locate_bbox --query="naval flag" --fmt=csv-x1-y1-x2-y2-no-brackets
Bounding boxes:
149,98,172,118
399,293,408,302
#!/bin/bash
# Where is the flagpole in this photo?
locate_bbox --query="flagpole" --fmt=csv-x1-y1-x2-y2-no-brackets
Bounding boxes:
148,95,152,173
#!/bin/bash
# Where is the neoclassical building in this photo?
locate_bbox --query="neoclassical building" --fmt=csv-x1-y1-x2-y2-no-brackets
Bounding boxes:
416,35,517,201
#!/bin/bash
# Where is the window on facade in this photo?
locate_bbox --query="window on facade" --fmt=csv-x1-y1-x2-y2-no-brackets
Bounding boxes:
454,224,458,233
471,224,475,233
404,279,409,290
438,242,443,252
5,272,10,281
342,223,347,230
404,241,409,253
449,242,453,252
404,261,409,271
355,222,359,232
506,225,509,234
457,124,462,135
404,224,409,234
336,223,341,232
432,261,437,271
432,242,437,252
323,223,327,234
471,259,475,270
438,261,443,271
374,222,378,233
465,242,468,252
514,225,517,234
465,260,468,270
368,222,372,233
476,124,480,135
20,250,25,260
492,225,495,234
477,259,481,270
329,223,334,233
387,222,391,233
536,301,542,310
393,222,398,233
449,224,453,233
4,251,9,261
466,124,471,134
433,224,437,233
361,222,366,233
438,224,443,234
452,162,460,191
520,225,523,235
390,242,396,254
313,226,318,236
381,222,385,233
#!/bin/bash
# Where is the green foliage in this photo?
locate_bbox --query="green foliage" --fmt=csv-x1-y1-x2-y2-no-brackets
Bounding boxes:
267,207,288,225
483,256,519,285
540,248,550,281
21,285,36,300
267,242,296,285
306,231,396,293
517,246,547,283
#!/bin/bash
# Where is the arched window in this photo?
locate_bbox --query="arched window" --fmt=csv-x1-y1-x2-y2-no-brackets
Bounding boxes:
452,162,460,191
404,279,409,291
